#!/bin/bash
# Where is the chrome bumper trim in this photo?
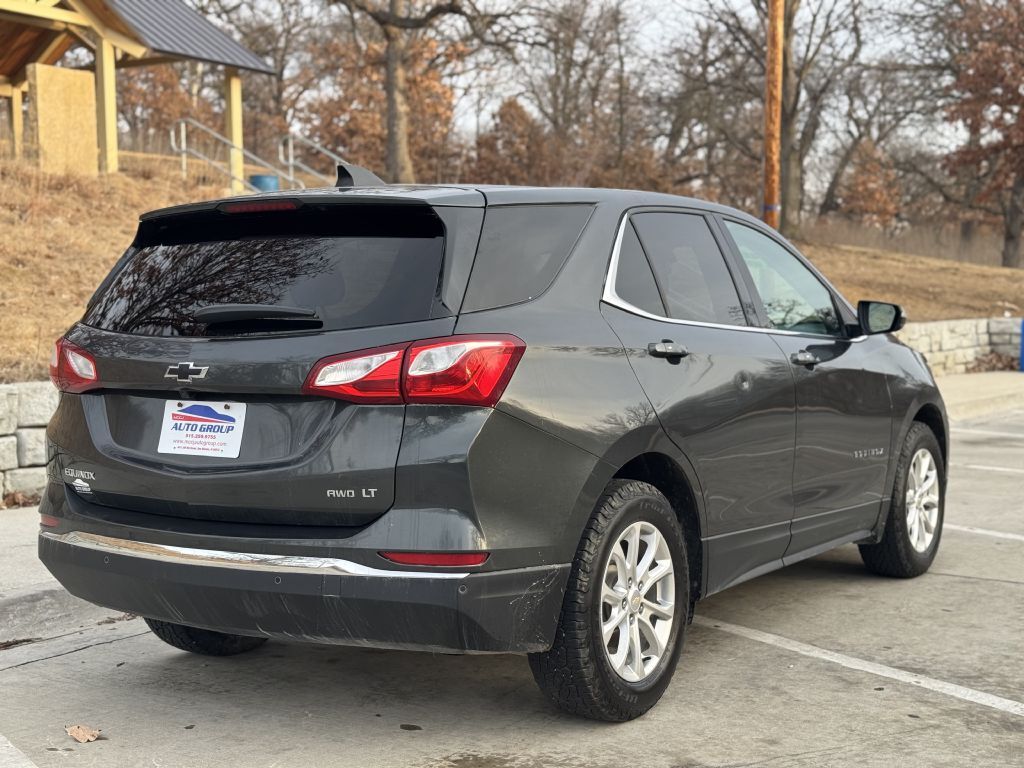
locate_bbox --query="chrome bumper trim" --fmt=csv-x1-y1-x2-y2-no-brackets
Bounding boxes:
40,531,469,579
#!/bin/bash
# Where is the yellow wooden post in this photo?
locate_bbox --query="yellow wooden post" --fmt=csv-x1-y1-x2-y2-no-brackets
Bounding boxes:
95,38,118,173
9,89,23,160
224,67,243,193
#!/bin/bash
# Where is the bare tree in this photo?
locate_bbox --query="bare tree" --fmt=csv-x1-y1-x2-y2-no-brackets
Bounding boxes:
328,0,522,182
656,0,872,232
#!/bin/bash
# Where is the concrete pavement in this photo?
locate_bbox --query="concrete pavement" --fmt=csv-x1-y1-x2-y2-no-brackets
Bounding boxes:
936,370,1024,422
0,408,1021,767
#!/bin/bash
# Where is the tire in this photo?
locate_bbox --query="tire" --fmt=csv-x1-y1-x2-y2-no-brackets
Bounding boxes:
144,618,267,656
528,480,689,721
859,422,945,578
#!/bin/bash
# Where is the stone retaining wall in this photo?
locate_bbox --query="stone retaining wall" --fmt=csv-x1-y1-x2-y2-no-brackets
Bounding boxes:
896,317,1022,376
1,317,1020,497
0,381,58,497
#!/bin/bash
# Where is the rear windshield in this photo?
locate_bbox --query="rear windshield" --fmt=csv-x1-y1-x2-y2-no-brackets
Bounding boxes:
83,205,447,337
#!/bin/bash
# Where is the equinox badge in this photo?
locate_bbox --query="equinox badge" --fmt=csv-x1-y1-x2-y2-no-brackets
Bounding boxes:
165,362,209,383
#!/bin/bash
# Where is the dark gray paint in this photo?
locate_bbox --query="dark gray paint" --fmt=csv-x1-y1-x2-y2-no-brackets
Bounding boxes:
39,183,948,653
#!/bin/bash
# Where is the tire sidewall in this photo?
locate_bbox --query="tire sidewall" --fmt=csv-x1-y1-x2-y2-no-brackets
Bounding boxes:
891,425,945,570
587,487,689,708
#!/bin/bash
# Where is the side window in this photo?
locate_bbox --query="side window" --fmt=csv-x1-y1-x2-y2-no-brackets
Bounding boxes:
614,221,666,317
724,221,841,336
631,212,746,326
461,204,593,313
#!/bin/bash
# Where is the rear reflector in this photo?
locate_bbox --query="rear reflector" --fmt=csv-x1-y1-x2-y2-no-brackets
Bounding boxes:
49,338,99,393
39,514,59,528
380,551,490,567
303,335,525,407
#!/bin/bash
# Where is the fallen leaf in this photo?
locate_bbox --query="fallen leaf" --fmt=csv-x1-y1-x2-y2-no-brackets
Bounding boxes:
65,724,101,743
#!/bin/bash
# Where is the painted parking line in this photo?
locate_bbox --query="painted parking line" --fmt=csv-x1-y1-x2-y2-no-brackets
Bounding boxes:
694,616,1024,718
0,735,37,768
952,463,1024,475
952,428,1024,438
945,524,1024,543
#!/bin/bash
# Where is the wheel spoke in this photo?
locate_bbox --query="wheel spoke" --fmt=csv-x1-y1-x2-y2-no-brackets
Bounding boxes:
603,607,626,644
920,469,937,494
637,613,664,659
625,524,641,578
607,615,630,670
921,509,935,535
635,531,658,582
601,579,624,607
643,560,673,592
628,617,643,679
643,597,674,620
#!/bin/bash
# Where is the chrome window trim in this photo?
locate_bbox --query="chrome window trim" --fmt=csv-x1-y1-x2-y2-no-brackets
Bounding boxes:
41,531,470,579
602,212,868,342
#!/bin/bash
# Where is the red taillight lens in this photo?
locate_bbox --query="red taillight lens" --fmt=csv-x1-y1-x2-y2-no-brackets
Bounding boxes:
303,335,525,407
39,514,59,528
379,551,490,567
301,343,406,403
403,335,525,407
49,338,99,393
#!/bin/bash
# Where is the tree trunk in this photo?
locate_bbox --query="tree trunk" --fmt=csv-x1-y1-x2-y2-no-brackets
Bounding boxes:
383,0,416,183
818,138,859,216
779,0,801,236
1002,172,1024,269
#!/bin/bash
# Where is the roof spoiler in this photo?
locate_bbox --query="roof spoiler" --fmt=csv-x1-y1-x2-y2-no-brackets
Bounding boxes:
336,162,387,188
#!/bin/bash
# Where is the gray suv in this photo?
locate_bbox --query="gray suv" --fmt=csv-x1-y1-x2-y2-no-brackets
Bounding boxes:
39,183,947,721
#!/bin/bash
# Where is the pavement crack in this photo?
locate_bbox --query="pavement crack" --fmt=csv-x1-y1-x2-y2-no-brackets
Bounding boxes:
0,638,41,651
927,571,1024,587
0,631,149,673
728,723,941,767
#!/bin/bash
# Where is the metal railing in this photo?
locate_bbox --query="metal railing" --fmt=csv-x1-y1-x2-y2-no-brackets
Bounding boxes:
169,118,305,192
279,134,348,186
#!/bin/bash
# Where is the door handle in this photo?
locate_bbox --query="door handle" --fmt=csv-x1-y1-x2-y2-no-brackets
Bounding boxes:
648,340,690,359
790,349,820,367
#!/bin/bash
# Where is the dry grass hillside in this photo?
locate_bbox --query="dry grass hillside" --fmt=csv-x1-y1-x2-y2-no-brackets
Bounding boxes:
0,161,222,382
1,159,1022,382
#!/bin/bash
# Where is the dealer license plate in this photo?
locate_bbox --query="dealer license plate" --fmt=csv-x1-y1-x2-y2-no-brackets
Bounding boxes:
157,400,246,458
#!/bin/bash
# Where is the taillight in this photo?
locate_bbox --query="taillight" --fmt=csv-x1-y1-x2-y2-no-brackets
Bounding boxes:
302,335,525,407
301,343,405,403
49,338,99,393
219,199,299,214
404,335,525,407
379,551,490,567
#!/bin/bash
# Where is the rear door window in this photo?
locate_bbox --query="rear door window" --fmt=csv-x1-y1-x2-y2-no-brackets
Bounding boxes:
460,204,593,312
83,205,447,337
631,212,746,326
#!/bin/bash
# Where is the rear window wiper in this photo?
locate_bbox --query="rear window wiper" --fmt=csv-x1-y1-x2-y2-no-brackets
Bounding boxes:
192,304,318,324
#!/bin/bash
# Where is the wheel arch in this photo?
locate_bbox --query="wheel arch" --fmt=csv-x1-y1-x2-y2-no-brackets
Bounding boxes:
911,402,948,468
612,451,704,607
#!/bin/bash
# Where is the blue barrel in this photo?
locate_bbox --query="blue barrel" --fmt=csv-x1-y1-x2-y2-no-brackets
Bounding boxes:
249,174,280,192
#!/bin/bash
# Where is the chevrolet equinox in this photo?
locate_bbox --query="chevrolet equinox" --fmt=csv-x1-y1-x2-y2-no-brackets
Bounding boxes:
39,181,948,721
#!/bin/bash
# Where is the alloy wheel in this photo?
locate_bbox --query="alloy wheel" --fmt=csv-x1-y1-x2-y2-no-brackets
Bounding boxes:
600,521,676,683
905,448,940,553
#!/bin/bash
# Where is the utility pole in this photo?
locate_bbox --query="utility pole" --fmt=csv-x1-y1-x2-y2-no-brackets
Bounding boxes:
763,0,784,229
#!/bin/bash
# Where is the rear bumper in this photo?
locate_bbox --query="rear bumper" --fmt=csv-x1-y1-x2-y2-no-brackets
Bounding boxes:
39,530,568,654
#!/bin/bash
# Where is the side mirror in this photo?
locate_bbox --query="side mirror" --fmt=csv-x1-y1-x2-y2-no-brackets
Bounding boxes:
858,300,905,335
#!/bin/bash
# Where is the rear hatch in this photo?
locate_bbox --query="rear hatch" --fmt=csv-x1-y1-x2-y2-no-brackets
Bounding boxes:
53,193,483,527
